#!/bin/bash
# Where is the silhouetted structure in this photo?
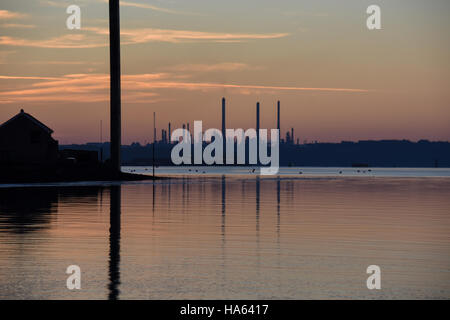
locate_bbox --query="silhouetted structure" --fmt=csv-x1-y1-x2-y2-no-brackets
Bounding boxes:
0,110,155,183
60,149,99,165
277,101,280,132
109,0,121,172
0,109,58,165
256,102,260,164
222,97,226,162
57,98,450,168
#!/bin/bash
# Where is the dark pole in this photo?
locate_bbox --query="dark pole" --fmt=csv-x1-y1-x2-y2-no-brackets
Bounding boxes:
168,122,171,144
256,102,260,163
222,97,226,163
109,0,121,172
153,112,156,177
277,101,280,131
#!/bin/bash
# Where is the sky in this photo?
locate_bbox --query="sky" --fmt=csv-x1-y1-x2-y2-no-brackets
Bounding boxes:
0,0,449,144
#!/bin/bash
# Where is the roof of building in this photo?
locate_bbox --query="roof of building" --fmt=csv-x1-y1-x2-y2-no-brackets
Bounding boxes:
0,109,54,134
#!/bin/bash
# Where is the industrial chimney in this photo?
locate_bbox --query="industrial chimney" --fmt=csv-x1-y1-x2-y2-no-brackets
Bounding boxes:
277,100,280,131
222,97,226,163
109,0,121,172
168,122,171,144
256,102,260,161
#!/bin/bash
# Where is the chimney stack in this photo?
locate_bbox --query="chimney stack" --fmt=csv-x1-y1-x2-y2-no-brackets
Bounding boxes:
187,122,190,140
222,97,226,137
222,97,226,163
256,102,260,159
168,122,171,144
277,100,280,131
109,0,121,172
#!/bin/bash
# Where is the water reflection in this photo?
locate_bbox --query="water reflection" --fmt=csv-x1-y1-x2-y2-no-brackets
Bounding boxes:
0,187,103,235
0,188,57,234
0,177,449,299
221,176,226,238
108,185,121,300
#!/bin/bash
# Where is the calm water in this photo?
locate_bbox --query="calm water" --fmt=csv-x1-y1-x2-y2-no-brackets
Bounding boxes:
0,168,449,299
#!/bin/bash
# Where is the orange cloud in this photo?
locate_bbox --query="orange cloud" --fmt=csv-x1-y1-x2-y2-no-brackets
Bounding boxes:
0,34,106,49
0,75,61,80
97,0,195,15
0,10,26,19
0,72,369,105
0,23,35,28
169,63,262,72
0,27,289,48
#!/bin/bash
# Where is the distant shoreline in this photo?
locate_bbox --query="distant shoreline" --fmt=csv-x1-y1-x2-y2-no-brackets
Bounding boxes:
62,139,450,168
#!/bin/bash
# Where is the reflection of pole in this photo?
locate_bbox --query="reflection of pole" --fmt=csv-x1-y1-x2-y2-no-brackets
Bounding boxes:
255,176,260,274
256,176,260,231
152,183,155,215
221,175,226,237
153,112,156,178
276,178,281,290
221,175,226,284
108,185,121,300
277,178,280,237
100,120,103,162
109,0,121,172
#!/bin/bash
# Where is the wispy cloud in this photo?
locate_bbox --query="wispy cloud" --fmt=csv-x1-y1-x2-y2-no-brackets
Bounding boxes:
0,23,36,29
26,61,104,65
0,75,61,80
282,11,329,18
0,50,15,64
0,34,106,49
0,10,27,19
88,27,289,44
41,0,89,8
98,0,197,15
168,63,262,73
0,72,369,104
0,27,289,48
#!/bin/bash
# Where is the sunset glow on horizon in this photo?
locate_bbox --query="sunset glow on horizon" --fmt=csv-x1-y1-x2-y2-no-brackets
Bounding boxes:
1,0,449,144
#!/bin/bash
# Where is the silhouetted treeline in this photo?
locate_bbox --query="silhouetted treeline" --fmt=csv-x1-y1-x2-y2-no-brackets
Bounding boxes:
60,139,450,167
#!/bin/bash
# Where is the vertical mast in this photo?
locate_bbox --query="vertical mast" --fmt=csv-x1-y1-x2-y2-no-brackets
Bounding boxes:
109,0,121,172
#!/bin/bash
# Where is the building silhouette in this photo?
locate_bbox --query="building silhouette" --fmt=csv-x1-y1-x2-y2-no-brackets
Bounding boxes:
0,109,58,165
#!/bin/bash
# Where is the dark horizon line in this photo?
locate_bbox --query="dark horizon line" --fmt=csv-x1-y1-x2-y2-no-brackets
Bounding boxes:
61,138,450,146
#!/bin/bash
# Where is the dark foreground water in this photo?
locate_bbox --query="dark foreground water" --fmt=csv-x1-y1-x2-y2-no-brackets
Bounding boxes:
0,169,449,299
